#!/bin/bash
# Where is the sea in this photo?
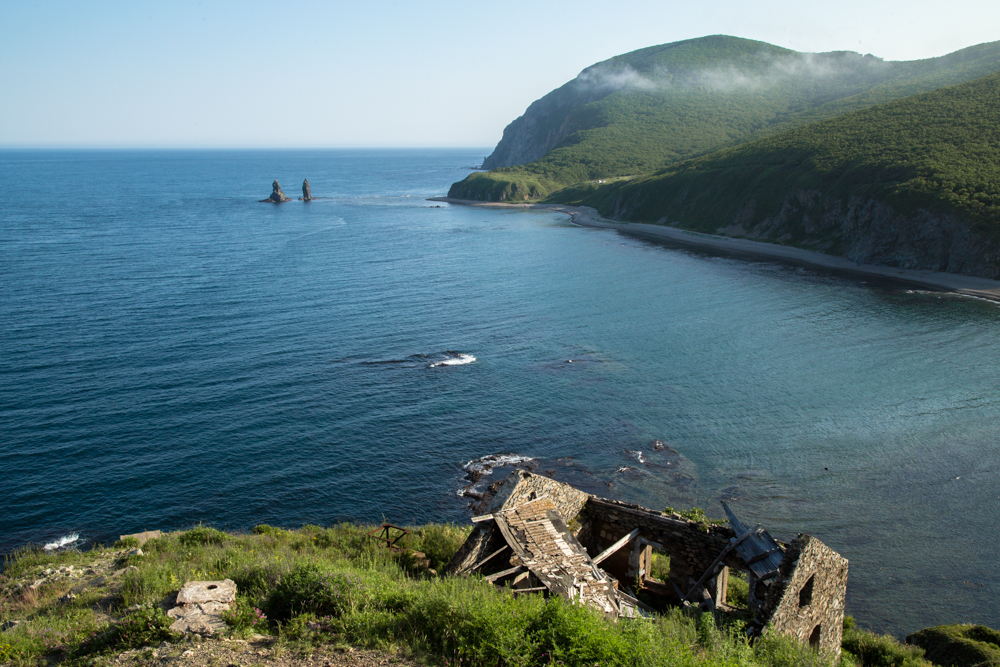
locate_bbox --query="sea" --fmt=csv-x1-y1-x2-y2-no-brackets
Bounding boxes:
2,148,999,637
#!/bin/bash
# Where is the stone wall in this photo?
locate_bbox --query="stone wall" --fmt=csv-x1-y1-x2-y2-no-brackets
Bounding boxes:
450,471,849,659
487,470,590,521
759,534,849,660
583,497,745,580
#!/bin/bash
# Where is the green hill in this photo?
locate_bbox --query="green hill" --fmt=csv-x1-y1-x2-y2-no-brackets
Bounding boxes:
449,35,1000,202
552,72,1000,277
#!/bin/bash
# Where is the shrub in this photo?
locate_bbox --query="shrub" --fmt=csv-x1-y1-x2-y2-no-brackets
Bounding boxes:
265,565,366,621
113,607,175,649
223,597,269,636
842,627,931,667
0,639,15,663
115,536,141,549
407,524,471,571
178,526,226,546
727,570,750,608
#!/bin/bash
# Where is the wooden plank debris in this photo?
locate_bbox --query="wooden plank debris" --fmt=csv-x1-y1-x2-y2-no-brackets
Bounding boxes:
467,545,510,573
486,565,526,582
481,497,627,617
592,527,641,565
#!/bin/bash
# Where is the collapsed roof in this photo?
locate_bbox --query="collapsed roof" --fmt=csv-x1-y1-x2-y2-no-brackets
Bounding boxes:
447,470,848,659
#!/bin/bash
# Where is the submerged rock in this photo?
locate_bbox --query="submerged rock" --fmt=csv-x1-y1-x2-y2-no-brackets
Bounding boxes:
260,180,290,203
300,178,312,201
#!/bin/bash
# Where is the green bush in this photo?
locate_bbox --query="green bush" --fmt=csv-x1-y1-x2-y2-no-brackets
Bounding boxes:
406,524,470,571
113,607,175,649
265,565,366,621
222,597,269,636
728,570,750,608
842,627,931,667
115,536,141,549
178,526,226,546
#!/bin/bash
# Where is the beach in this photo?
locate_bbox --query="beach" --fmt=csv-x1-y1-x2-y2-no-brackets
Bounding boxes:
430,198,1000,302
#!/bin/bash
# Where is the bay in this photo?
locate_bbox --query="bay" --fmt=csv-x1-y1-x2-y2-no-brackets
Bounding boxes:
1,149,998,636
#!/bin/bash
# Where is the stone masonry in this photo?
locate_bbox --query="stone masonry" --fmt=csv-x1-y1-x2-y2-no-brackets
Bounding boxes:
449,471,848,660
758,535,849,659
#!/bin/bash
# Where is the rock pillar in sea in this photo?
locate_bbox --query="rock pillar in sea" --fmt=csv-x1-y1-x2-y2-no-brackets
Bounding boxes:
260,180,290,203
301,179,312,201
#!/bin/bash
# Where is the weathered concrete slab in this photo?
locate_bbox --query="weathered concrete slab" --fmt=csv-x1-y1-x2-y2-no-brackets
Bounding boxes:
168,579,237,636
167,603,229,635
176,579,236,605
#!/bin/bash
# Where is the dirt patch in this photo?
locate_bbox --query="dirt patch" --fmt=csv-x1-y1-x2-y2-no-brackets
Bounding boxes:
111,637,422,667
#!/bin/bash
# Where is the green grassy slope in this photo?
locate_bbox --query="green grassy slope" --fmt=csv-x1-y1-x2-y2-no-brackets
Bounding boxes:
449,36,1000,202
0,524,935,667
551,72,1000,275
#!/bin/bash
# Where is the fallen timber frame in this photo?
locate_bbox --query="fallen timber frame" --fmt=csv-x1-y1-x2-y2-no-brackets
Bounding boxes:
682,524,762,603
446,470,849,660
592,527,641,565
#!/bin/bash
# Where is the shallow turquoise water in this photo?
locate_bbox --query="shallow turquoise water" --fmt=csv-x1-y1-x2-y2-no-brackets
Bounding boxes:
2,149,998,636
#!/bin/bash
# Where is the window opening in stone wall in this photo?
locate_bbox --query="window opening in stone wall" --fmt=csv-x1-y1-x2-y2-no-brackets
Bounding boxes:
635,545,675,612
799,574,815,607
726,569,749,609
809,624,821,649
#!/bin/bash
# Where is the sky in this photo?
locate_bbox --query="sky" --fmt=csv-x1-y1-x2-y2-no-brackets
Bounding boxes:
2,0,998,149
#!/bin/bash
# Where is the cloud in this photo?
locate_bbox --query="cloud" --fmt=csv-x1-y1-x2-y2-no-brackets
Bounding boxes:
572,51,887,95
574,64,658,92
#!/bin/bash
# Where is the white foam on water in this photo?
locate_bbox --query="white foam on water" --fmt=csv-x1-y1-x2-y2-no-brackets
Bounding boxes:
43,533,79,551
624,449,647,464
430,353,476,368
463,453,534,474
458,453,535,497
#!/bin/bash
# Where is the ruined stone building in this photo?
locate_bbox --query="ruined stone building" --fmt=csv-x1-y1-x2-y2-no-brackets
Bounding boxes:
447,471,848,659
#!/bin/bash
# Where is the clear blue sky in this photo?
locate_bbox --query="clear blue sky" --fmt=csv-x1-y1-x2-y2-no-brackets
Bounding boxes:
2,0,998,148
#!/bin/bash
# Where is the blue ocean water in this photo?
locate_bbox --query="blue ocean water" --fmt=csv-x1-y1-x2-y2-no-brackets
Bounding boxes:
2,149,999,636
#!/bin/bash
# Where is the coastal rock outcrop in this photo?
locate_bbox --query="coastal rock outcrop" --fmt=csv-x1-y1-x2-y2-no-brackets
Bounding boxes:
260,180,290,203
300,178,312,201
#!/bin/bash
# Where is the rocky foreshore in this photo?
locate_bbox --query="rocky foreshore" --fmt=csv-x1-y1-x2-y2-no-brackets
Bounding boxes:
428,197,1000,303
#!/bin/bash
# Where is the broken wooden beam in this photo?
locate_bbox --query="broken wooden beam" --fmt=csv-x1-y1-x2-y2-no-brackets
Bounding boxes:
683,524,760,602
466,545,510,573
486,565,526,582
592,527,641,565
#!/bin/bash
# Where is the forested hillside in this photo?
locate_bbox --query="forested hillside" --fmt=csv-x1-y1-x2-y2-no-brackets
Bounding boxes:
450,35,1000,203
552,72,1000,277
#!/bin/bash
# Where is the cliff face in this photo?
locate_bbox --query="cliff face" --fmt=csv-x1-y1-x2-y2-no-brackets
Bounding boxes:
481,70,621,170
606,188,1000,278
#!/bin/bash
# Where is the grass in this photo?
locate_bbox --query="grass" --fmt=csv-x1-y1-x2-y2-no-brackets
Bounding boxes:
0,524,941,667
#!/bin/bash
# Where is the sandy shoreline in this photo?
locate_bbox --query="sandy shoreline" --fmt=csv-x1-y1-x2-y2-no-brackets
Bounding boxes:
429,197,1000,302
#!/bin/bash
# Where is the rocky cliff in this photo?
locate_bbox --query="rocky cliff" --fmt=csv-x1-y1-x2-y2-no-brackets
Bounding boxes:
603,187,1000,279
481,66,625,170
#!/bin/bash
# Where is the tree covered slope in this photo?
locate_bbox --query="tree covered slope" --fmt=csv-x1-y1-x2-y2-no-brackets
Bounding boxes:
552,71,1000,277
450,35,1000,202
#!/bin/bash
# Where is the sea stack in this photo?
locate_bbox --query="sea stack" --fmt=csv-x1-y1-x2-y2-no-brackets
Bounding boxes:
259,180,290,203
300,179,312,201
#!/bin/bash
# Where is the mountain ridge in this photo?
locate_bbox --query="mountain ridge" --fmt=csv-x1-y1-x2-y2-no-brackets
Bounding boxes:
454,35,1000,203
550,71,1000,278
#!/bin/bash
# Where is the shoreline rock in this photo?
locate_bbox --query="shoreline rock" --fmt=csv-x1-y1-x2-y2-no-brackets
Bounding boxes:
299,178,312,201
260,180,290,203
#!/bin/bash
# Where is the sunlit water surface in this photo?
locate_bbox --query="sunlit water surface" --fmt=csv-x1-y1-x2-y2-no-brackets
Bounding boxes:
2,149,998,636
